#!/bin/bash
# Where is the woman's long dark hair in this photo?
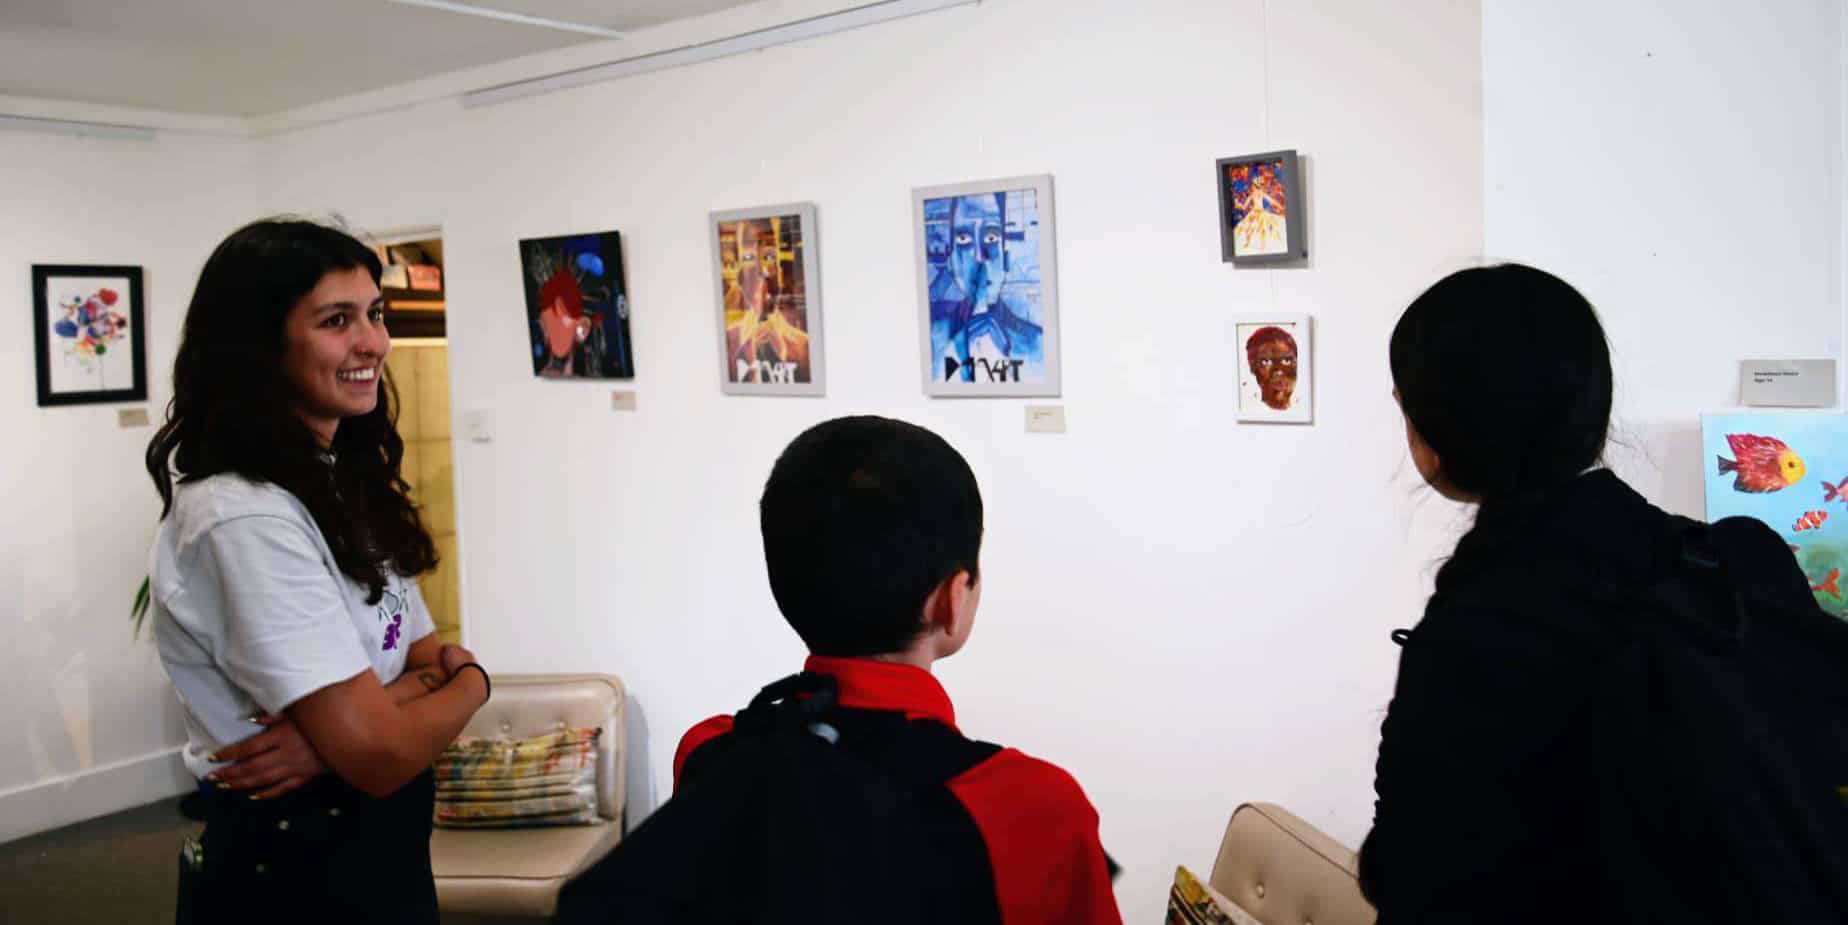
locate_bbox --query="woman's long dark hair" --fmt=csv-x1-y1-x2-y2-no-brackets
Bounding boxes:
147,218,436,603
1390,264,1613,584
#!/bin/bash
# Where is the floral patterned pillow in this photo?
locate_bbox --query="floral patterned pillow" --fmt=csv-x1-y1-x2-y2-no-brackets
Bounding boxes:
433,727,602,828
1166,865,1263,925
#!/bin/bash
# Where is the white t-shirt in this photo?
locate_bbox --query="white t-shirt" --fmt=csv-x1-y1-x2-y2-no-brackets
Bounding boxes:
149,473,436,780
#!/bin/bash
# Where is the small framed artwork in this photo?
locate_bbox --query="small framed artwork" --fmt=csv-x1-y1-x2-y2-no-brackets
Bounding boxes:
1234,313,1312,423
1216,150,1306,264
912,174,1062,397
33,264,147,407
709,203,824,395
517,230,634,380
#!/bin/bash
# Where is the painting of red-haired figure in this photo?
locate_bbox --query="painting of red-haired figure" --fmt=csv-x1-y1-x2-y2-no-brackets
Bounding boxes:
1234,314,1312,424
518,230,634,379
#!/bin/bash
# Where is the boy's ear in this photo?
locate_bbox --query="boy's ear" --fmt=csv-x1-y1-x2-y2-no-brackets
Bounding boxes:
921,572,955,635
927,569,977,638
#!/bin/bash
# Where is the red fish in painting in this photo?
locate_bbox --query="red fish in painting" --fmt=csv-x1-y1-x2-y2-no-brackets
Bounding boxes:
1812,568,1842,598
1794,510,1829,532
1716,434,1806,493
1825,478,1848,504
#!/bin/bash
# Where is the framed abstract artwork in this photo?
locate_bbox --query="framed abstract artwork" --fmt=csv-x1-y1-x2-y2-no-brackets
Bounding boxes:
1216,150,1307,265
912,174,1062,397
709,203,824,396
1233,313,1312,423
517,230,634,380
33,264,147,407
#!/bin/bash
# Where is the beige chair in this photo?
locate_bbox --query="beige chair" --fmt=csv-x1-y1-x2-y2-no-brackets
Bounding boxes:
1207,802,1376,925
431,673,627,920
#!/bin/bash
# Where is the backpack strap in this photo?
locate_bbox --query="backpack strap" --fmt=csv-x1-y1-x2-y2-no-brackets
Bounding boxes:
1641,519,1748,653
732,671,840,738
729,671,1003,795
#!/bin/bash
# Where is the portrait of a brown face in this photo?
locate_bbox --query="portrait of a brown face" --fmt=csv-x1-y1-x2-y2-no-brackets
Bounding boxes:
1245,326,1298,410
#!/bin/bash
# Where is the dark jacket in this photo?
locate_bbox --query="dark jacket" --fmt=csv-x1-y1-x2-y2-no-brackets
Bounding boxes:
1357,470,1813,923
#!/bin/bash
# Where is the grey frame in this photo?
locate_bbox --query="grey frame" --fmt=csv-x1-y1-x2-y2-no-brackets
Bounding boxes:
911,174,1062,398
1216,149,1307,265
708,202,825,396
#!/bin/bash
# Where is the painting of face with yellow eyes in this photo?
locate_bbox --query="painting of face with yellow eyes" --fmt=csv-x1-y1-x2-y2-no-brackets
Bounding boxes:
1234,314,1313,424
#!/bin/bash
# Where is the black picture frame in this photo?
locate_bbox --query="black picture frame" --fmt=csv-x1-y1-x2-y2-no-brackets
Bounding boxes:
1215,150,1308,265
32,264,148,407
517,230,634,380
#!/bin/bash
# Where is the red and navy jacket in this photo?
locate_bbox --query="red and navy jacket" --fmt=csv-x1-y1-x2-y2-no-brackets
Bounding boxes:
675,657,1120,925
557,656,1121,925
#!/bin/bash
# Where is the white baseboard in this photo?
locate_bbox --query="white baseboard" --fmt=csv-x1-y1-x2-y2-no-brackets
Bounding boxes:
0,746,193,845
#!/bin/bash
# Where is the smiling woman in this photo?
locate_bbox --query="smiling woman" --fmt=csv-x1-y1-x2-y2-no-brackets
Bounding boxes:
283,265,390,445
142,218,490,924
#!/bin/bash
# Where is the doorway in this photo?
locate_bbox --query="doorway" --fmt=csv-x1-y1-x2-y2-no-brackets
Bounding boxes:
374,233,461,644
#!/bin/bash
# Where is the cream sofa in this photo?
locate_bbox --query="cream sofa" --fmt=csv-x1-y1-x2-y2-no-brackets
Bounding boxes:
1207,802,1376,925
431,673,627,920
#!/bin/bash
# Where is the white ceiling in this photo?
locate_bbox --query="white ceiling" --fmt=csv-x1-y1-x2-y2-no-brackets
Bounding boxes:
0,0,759,117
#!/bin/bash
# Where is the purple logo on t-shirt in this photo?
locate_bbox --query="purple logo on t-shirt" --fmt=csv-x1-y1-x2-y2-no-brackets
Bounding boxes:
377,587,405,652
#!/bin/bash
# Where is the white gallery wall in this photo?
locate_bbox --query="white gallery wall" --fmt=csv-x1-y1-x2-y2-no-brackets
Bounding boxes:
0,128,258,842
257,0,1482,912
1484,0,1844,516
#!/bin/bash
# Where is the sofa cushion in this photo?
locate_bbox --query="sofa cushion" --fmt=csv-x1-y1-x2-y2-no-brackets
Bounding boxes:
431,822,622,916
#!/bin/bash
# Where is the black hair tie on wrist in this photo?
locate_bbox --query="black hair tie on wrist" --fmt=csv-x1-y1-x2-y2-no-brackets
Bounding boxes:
455,662,491,701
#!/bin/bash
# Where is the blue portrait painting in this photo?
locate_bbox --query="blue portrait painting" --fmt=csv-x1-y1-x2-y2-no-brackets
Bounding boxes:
920,183,1055,392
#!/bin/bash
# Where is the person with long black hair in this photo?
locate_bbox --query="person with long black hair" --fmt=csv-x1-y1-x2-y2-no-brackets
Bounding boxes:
146,218,489,924
1359,264,1829,922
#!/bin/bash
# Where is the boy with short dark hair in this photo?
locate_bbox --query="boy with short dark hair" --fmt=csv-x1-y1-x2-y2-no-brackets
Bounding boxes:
559,415,1120,925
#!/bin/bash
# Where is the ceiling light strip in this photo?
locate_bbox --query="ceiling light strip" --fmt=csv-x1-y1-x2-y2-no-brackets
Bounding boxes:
386,0,628,40
0,113,156,141
460,0,975,109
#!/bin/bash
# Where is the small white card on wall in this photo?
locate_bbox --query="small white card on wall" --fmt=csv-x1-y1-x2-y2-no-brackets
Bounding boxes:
1025,405,1066,433
1740,359,1836,408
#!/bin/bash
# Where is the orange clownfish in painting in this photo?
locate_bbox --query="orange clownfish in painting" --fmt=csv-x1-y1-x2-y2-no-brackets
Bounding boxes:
1794,510,1829,532
1716,434,1806,493
1812,567,1842,598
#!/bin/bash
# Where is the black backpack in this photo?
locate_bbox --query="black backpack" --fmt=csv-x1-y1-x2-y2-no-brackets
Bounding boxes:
554,672,1004,925
1595,519,1848,922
